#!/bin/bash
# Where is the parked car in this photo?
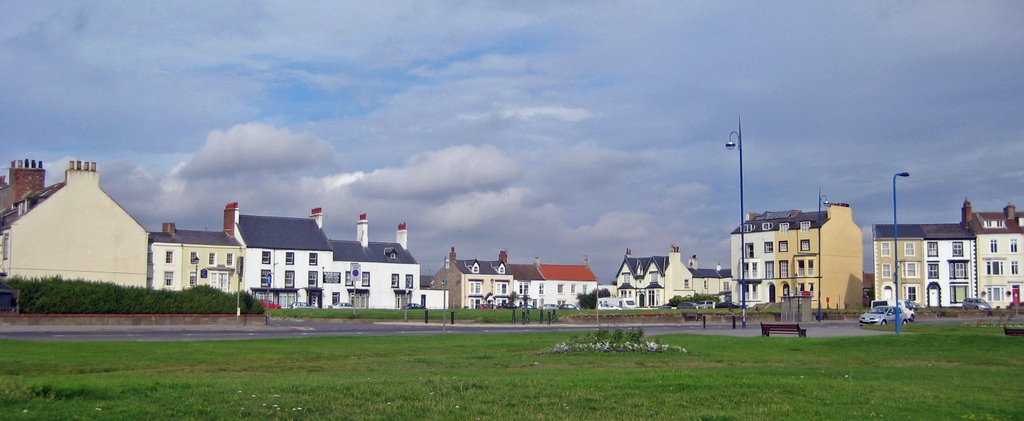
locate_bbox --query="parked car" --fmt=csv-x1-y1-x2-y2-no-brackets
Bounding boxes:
676,301,698,310
259,300,281,309
715,301,741,309
696,301,715,309
542,304,558,310
870,299,916,322
597,302,623,310
404,303,425,310
905,301,923,309
961,298,991,311
558,303,579,310
290,302,314,309
497,302,518,309
859,306,910,326
329,302,354,309
519,304,537,310
658,303,675,309
476,303,495,309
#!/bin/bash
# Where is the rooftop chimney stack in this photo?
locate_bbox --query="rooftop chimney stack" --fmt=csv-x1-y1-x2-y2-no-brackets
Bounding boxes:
961,199,973,228
310,207,324,229
162,222,176,234
2,158,46,210
498,249,508,264
448,246,457,268
224,202,239,237
396,222,408,250
357,213,369,248
533,256,540,268
1005,204,1017,220
689,255,698,269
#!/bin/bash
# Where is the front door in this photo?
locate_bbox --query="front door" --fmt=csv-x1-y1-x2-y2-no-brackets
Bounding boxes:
928,286,939,307
782,283,790,297
769,284,777,303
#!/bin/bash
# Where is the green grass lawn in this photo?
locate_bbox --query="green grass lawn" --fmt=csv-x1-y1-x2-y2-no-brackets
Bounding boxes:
1,330,1023,420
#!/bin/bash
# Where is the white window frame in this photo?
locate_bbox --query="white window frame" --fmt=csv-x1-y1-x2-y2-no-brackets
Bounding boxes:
779,223,789,233
904,242,915,257
880,242,891,257
764,242,774,253
881,263,892,279
164,271,174,287
952,242,964,257
990,239,998,253
800,221,811,232
903,262,919,278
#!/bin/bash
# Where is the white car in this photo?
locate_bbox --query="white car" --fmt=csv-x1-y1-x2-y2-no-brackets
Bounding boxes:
329,302,354,309
290,302,314,309
597,302,623,310
542,304,558,310
859,306,910,326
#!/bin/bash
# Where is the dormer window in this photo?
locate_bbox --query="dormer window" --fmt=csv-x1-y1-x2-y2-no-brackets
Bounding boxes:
497,264,505,274
780,223,790,233
762,223,773,230
984,220,1005,228
744,224,754,232
471,263,480,274
800,221,812,232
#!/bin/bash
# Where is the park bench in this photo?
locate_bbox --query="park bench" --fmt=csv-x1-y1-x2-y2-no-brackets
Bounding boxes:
760,323,807,337
1004,327,1024,336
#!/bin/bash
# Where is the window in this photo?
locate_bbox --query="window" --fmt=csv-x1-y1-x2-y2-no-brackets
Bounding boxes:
262,251,271,264
765,261,775,279
986,261,1004,275
406,275,414,289
778,240,789,252
651,272,660,284
1013,261,1019,275
391,274,400,288
308,271,318,287
345,271,354,286
744,224,754,232
557,284,564,294
332,292,341,305
904,243,915,257
497,264,505,274
927,242,938,258
286,252,295,265
1012,240,1019,253
797,260,806,277
190,251,199,264
881,263,891,279
208,252,216,265
538,283,545,295
927,263,939,279
764,242,774,253
779,261,789,278
880,242,891,257
164,271,173,287
165,251,173,264
807,260,815,277
950,262,967,279
990,239,998,253
762,223,772,230
800,239,811,251
620,273,630,285
906,285,918,303
309,253,318,265
361,272,370,287
571,284,576,294
903,262,919,278
189,272,197,287
952,242,964,257
470,282,482,295
261,269,272,287
684,279,690,289
950,285,968,303
722,281,730,291
986,286,1005,302
744,243,754,258
285,271,295,288
779,223,790,233
226,253,234,266
471,263,479,274
800,221,811,232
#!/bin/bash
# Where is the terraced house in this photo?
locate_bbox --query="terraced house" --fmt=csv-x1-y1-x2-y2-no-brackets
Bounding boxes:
872,223,975,307
729,203,864,309
149,222,244,292
962,201,1023,308
612,245,732,307
434,248,513,309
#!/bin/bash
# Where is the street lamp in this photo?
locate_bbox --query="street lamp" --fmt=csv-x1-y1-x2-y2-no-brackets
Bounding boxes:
817,191,828,322
726,118,747,329
892,171,910,335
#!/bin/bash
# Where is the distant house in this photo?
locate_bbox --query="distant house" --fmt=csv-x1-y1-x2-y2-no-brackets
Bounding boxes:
613,245,731,307
327,215,420,309
0,160,148,286
433,248,513,309
537,260,597,307
148,222,244,292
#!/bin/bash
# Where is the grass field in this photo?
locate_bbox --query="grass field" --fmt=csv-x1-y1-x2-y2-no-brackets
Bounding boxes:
2,329,1023,420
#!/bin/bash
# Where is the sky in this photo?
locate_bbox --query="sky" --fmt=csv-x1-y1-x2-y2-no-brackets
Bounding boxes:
2,1,1023,281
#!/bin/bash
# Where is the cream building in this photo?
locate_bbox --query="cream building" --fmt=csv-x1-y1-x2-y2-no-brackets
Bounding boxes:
963,200,1023,308
433,248,514,309
612,245,732,307
149,222,244,292
0,160,148,286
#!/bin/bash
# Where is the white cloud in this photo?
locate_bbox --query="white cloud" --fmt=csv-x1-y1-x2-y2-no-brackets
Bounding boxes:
177,123,339,179
352,145,521,199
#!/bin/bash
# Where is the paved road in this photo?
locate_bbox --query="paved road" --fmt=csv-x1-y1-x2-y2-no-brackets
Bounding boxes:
0,317,911,341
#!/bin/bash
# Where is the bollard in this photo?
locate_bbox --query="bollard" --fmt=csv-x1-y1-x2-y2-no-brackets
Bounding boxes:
732,314,736,329
425,309,429,324
512,309,516,324
702,314,706,329
450,310,455,325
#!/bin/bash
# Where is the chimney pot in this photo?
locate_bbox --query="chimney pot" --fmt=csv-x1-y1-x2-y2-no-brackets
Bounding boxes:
90,162,96,172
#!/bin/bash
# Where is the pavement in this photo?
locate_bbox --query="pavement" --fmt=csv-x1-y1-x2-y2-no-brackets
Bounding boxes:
0,317,916,341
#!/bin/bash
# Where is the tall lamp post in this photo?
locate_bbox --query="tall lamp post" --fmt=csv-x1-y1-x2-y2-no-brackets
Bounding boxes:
726,118,747,329
817,191,828,322
892,172,910,335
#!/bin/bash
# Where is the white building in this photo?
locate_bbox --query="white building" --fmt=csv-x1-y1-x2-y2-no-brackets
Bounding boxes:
324,215,420,309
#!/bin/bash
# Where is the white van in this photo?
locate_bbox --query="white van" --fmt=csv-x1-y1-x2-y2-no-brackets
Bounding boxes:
871,299,915,322
598,297,637,310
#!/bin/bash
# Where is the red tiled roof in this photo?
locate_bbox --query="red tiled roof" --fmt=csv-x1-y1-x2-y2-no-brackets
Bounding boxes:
539,264,597,282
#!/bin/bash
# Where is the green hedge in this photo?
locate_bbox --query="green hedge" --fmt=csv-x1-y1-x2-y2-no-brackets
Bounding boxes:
6,277,264,315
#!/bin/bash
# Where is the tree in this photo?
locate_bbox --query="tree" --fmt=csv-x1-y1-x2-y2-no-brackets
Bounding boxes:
578,288,612,309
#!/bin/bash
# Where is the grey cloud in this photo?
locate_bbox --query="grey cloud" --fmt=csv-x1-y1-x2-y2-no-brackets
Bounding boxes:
351,145,521,200
177,123,339,179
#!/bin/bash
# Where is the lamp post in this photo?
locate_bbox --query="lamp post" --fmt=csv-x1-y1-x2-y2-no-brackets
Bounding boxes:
892,172,910,335
726,118,747,329
817,191,828,322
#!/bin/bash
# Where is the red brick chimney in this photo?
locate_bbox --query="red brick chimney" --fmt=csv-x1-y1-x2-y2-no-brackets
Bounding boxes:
498,249,508,264
961,199,973,228
224,202,239,237
2,159,46,209
448,246,457,268
1005,203,1017,220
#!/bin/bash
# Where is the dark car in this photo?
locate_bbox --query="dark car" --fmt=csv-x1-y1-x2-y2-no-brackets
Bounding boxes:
404,303,425,310
715,301,741,309
497,302,518,309
676,301,698,310
476,303,494,309
558,303,579,310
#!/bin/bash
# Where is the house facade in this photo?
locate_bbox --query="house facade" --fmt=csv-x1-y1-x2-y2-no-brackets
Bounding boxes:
149,222,244,292
536,259,598,307
963,201,1023,308
326,216,420,309
0,160,148,286
729,203,864,309
872,223,975,307
433,248,513,309
612,245,732,307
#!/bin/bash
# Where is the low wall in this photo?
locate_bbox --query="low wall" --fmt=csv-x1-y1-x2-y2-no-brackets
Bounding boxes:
0,314,267,326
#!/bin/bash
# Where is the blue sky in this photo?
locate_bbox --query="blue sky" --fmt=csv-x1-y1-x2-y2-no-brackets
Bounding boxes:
2,1,1022,280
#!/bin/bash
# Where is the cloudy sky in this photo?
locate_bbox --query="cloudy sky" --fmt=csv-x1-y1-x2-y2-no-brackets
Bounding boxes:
2,1,1022,280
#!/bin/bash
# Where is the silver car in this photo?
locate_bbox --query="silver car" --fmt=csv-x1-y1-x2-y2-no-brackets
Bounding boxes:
858,306,909,326
961,298,991,311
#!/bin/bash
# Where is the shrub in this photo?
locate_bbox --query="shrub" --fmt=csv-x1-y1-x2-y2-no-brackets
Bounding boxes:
6,277,264,315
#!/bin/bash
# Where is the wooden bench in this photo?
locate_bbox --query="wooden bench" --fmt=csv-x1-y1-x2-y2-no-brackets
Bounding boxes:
761,323,807,337
1005,327,1024,336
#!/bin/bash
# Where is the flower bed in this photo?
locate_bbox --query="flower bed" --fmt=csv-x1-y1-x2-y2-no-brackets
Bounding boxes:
545,327,686,354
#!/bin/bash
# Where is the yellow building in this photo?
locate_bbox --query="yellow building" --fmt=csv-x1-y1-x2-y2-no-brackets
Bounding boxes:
0,160,148,286
730,203,863,309
149,222,244,292
432,247,514,309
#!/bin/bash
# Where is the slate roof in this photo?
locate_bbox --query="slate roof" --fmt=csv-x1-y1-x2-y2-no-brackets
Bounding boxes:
540,264,597,282
970,212,1024,235
454,259,508,276
873,223,973,240
621,256,669,278
420,274,434,289
507,263,544,281
0,182,65,230
237,215,332,251
329,240,417,264
731,210,826,234
149,229,242,247
688,267,732,279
